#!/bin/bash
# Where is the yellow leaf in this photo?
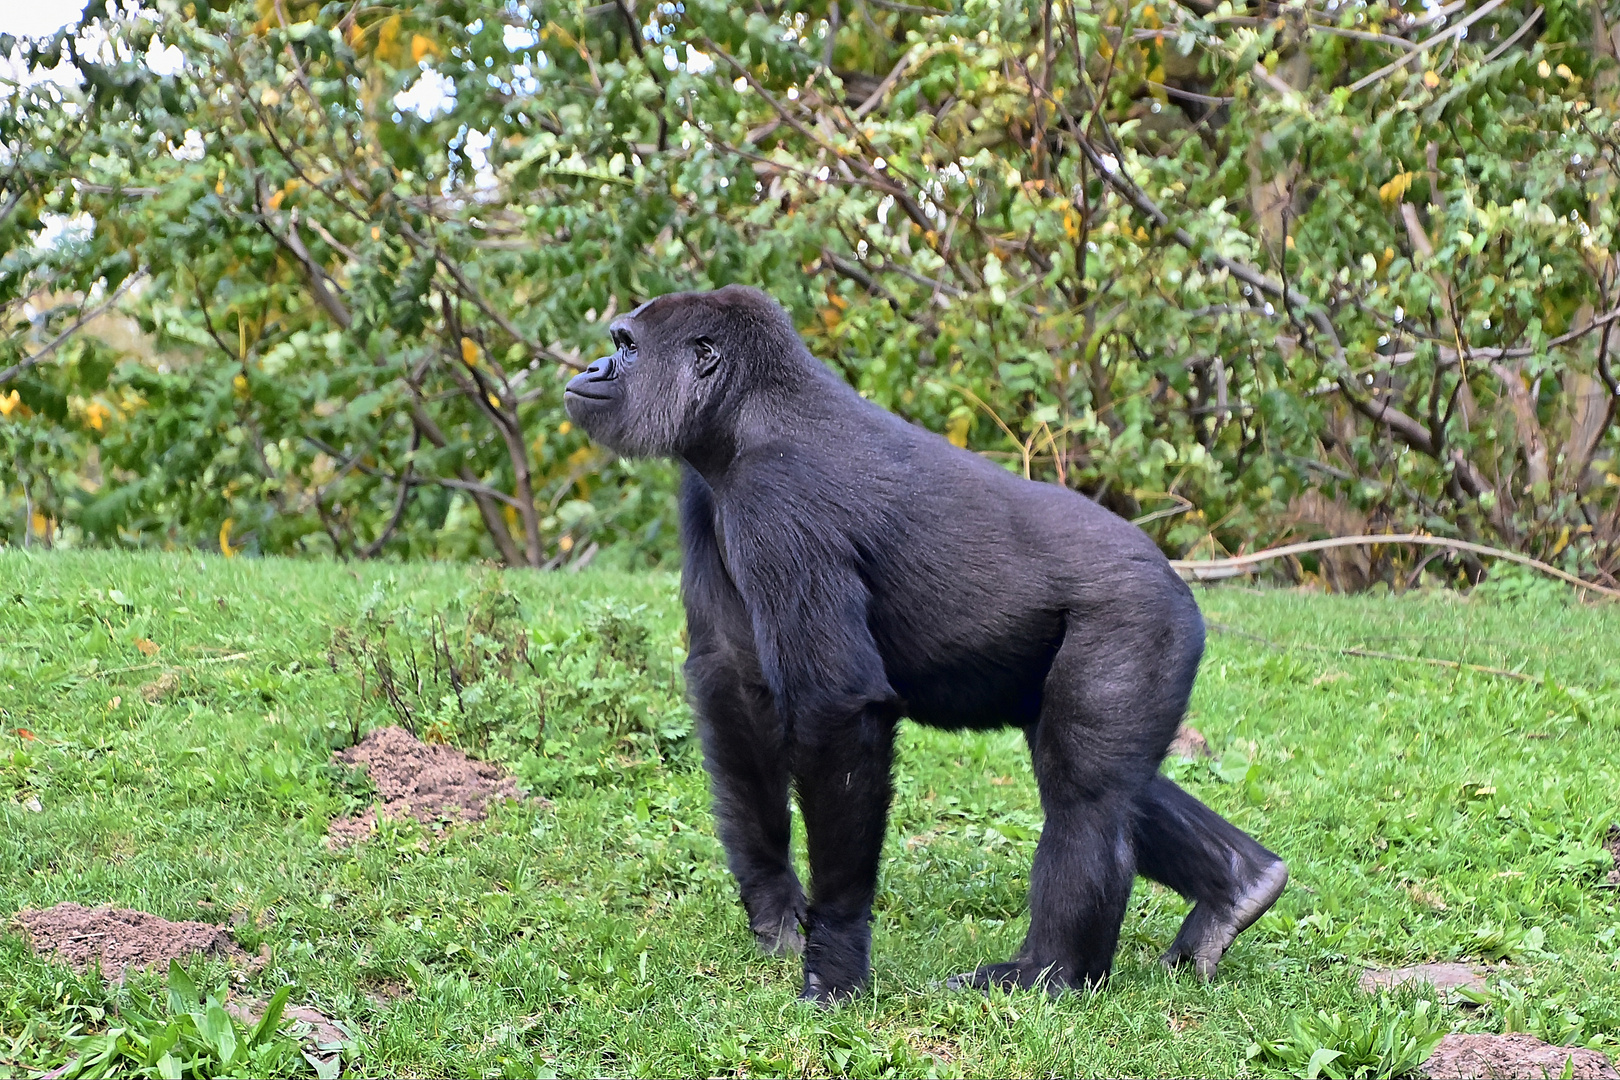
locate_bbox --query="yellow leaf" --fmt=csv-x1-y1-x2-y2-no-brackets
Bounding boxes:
376,14,404,64
503,504,519,527
411,33,437,63
1538,59,1551,78
0,389,20,418
1063,210,1080,240
370,226,381,241
1422,70,1439,88
1378,171,1415,205
1550,524,1571,557
268,189,285,210
260,86,282,106
219,519,238,557
30,511,49,536
487,392,502,409
1285,234,1295,250
1555,63,1573,80
558,421,573,435
233,374,249,398
461,336,481,366
84,401,109,432
945,412,971,448
136,638,160,657
215,170,225,197
559,534,575,552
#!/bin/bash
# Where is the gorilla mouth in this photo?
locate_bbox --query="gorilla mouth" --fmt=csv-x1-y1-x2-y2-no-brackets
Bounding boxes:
563,387,612,401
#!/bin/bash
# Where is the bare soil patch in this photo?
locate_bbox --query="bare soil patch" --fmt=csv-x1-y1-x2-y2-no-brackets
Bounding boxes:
1167,724,1211,759
1359,962,1489,1000
1423,1033,1619,1079
327,725,524,846
13,903,257,980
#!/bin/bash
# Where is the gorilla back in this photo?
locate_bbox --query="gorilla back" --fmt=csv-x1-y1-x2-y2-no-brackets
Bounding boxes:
564,284,1286,1004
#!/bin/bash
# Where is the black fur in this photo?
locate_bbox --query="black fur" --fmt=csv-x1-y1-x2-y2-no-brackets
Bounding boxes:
564,285,1286,1003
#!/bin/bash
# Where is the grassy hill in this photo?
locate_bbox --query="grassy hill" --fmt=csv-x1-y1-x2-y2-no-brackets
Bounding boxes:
1,550,1617,1077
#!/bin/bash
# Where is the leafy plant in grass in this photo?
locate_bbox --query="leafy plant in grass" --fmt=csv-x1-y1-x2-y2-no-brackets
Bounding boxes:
23,961,324,1080
1483,981,1620,1051
329,578,692,795
1249,995,1449,1079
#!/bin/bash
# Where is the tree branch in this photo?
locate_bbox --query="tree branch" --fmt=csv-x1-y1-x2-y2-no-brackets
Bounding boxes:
0,274,143,387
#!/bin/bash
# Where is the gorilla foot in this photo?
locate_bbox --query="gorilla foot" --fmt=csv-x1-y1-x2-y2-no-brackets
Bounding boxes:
944,960,1100,996
1162,857,1288,979
752,909,806,957
747,888,807,957
798,971,859,1007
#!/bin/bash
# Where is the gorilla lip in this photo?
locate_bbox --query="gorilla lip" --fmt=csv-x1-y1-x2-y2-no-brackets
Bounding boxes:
563,387,611,401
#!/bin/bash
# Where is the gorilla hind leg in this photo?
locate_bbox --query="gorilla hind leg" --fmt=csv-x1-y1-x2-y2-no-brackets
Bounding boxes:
948,632,1157,993
1133,774,1286,978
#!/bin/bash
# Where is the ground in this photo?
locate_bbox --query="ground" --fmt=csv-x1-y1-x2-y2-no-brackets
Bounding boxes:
0,550,1617,1078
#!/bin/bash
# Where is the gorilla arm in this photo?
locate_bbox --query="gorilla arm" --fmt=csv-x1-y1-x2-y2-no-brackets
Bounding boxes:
714,456,901,1001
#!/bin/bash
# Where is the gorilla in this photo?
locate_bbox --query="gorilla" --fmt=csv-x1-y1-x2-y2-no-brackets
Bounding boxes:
564,284,1286,1004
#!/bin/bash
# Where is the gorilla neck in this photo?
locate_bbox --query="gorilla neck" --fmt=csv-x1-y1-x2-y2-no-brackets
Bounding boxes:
678,354,853,481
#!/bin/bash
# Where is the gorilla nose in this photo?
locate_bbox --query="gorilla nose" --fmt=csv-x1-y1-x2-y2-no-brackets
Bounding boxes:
564,356,614,399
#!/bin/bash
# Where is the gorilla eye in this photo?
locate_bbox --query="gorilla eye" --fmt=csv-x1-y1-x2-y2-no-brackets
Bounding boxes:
613,330,636,354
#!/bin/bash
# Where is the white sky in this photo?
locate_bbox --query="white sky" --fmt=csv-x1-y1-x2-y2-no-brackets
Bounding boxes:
0,0,88,37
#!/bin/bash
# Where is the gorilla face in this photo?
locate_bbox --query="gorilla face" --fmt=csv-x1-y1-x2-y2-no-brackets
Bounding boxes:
563,294,726,459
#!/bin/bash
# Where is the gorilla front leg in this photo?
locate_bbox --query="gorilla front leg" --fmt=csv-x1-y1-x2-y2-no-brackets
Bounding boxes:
793,703,897,1004
691,655,805,956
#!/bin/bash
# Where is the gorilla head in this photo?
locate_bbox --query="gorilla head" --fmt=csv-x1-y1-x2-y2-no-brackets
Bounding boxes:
562,284,810,460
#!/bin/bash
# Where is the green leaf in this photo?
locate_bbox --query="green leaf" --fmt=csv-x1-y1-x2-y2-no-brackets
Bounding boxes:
166,959,200,1013
1305,1046,1345,1079
247,984,292,1049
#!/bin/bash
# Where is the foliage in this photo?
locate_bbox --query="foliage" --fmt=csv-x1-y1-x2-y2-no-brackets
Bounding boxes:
1248,994,1450,1078
328,573,693,794
1,0,1618,585
0,958,335,1080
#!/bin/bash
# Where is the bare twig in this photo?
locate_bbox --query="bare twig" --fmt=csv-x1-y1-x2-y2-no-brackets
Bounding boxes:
1173,533,1620,600
0,274,144,386
1210,623,1542,682
854,44,923,118
1347,0,1510,92
1482,4,1543,62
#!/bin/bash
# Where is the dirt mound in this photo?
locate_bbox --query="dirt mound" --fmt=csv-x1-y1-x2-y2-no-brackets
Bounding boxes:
1167,724,1211,759
1605,825,1619,887
327,725,522,846
1423,1034,1618,1079
13,903,255,980
1359,962,1488,999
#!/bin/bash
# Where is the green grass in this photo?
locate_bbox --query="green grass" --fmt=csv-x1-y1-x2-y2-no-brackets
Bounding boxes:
1,550,1617,1078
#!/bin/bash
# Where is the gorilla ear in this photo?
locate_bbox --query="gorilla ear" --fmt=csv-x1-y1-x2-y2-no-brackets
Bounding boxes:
693,337,721,378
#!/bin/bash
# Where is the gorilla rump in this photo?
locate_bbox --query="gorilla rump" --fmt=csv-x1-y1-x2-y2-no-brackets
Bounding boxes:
564,285,1286,1004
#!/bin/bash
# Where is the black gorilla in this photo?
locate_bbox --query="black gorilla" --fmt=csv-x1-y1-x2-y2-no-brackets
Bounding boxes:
564,285,1286,1003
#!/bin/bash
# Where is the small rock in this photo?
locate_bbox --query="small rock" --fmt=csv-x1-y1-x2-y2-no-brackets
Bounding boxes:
1359,962,1489,999
1423,1033,1618,1079
1167,724,1211,759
